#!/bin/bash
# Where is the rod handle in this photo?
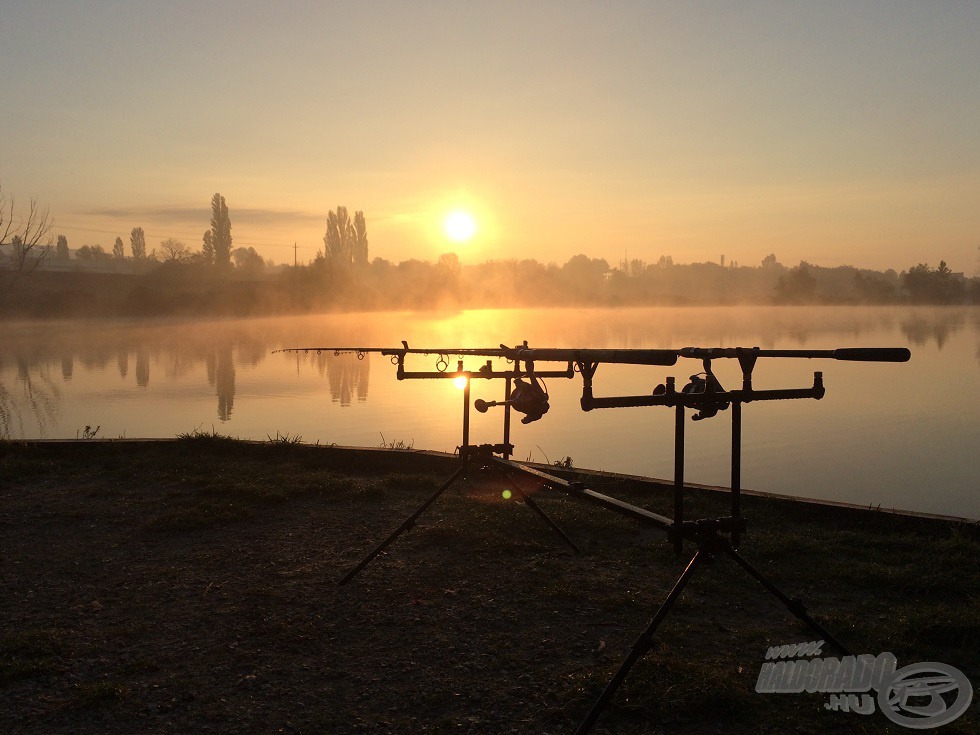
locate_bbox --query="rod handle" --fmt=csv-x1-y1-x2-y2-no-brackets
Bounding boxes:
832,348,911,362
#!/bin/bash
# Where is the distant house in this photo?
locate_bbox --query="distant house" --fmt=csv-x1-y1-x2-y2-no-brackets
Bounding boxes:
0,242,50,271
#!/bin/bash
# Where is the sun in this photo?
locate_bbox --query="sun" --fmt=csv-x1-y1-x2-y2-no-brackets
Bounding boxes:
444,210,477,243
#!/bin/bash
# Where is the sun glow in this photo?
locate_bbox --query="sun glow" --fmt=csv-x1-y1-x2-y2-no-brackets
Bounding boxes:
444,210,477,243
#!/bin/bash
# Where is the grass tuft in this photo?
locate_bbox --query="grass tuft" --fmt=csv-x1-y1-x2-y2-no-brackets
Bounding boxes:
380,433,415,450
267,431,303,445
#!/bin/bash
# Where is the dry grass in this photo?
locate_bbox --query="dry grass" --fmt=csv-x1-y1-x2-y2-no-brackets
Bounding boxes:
1,439,977,734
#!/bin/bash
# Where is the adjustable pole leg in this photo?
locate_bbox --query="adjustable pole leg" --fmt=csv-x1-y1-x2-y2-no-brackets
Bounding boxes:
502,376,512,460
338,463,468,585
461,377,471,463
724,545,851,656
501,470,580,554
731,400,742,549
575,549,706,735
673,401,685,555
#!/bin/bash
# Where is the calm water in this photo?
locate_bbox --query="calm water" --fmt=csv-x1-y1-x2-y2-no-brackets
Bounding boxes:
2,306,977,519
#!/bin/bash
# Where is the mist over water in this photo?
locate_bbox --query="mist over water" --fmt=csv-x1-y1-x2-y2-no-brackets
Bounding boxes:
2,306,977,519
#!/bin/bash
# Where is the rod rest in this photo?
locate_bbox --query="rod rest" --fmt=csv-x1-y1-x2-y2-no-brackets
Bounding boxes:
465,443,515,458
667,516,748,547
580,373,825,411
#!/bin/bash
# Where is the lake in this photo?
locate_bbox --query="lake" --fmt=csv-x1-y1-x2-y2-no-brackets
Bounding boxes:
2,306,977,520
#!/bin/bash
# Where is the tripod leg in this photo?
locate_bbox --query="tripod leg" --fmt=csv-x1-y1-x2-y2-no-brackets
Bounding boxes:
724,546,851,656
575,549,706,735
501,471,581,554
338,464,468,586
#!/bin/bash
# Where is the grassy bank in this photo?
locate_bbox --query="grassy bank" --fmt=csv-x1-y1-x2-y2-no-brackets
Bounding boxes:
1,438,977,734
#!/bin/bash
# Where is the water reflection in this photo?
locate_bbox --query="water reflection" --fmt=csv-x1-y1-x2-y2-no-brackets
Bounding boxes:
298,351,370,406
898,310,966,349
0,306,976,438
207,345,236,421
0,322,259,432
0,356,60,438
136,348,150,388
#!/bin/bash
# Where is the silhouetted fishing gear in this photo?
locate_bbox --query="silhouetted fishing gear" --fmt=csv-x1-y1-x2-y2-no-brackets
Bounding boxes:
273,338,911,734
475,374,549,424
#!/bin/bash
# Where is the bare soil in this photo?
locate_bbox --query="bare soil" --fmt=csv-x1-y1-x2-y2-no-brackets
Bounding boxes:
1,439,977,734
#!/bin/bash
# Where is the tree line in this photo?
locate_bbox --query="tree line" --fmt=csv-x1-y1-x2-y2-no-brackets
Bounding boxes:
45,193,242,269
2,186,978,316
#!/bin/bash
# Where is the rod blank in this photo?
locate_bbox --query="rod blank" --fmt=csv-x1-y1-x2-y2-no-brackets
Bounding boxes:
507,347,679,366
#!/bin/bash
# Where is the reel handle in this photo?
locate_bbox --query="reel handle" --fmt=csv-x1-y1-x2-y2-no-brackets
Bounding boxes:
474,399,509,413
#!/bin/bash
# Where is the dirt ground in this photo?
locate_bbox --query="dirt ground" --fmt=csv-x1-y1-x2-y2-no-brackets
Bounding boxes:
2,439,977,734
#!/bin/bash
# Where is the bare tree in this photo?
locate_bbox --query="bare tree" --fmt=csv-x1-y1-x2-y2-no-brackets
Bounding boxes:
160,237,190,263
0,184,55,299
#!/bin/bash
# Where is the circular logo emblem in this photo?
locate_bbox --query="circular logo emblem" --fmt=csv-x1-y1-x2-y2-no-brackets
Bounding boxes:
877,662,973,729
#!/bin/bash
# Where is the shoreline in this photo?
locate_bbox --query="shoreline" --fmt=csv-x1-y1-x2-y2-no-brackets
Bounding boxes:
19,437,980,526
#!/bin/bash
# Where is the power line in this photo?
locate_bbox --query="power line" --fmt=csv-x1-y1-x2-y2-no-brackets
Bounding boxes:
50,222,307,250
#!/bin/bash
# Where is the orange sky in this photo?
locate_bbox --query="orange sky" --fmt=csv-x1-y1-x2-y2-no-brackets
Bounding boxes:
2,2,979,273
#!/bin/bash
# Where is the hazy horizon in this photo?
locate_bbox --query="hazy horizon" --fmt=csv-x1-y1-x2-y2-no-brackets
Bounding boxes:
3,2,980,274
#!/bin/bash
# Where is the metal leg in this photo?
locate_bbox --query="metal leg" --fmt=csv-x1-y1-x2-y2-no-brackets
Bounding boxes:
501,469,581,554
338,463,468,585
574,537,852,734
724,545,851,655
731,400,742,549
575,549,706,735
503,376,512,460
673,403,685,555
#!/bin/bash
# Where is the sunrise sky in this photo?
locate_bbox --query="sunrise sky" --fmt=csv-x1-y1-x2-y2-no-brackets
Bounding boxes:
2,1,979,272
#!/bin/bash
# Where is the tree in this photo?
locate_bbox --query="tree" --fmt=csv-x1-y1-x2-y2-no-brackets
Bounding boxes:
209,194,232,268
774,262,818,304
130,227,147,260
201,231,215,265
159,237,190,263
232,246,265,277
1,185,54,274
324,205,354,269
853,271,897,304
76,244,112,261
112,236,125,259
437,251,461,276
761,254,780,269
902,261,966,304
353,210,368,266
56,235,70,260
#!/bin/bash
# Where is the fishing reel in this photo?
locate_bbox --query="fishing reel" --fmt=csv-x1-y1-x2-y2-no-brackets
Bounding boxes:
475,374,550,424
681,371,730,421
651,362,730,421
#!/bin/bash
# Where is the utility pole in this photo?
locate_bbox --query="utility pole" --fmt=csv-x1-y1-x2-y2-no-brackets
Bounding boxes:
294,241,298,267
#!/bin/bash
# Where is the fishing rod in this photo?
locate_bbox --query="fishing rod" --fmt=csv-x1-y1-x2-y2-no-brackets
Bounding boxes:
276,341,910,422
276,341,910,366
275,341,681,368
